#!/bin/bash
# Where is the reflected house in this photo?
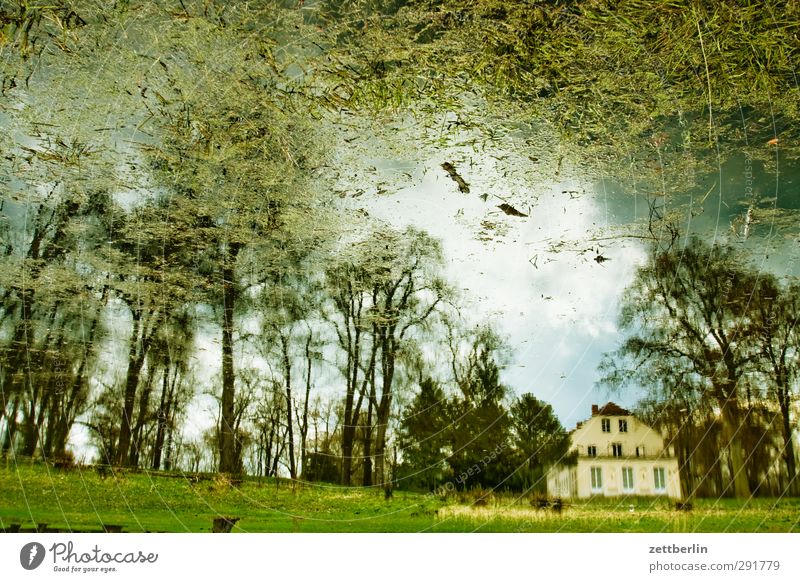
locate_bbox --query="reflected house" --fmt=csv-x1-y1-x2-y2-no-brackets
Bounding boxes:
546,403,681,499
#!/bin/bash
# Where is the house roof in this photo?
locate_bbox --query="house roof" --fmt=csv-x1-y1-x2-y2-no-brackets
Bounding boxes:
593,402,631,416
572,402,633,430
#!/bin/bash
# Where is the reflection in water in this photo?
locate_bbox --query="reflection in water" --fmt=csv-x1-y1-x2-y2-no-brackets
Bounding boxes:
337,124,800,428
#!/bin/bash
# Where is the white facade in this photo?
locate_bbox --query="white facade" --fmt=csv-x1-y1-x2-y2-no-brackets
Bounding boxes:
547,403,682,499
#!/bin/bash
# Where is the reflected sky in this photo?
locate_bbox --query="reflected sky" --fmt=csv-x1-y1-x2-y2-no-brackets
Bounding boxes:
336,129,800,430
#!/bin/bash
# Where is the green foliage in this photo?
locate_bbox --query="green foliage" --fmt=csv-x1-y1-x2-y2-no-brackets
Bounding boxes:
397,325,524,493
444,326,513,490
508,394,572,492
397,377,448,490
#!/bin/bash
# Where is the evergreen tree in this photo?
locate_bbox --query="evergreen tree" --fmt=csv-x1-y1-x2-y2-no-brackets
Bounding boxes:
445,327,512,490
398,377,448,490
509,394,572,493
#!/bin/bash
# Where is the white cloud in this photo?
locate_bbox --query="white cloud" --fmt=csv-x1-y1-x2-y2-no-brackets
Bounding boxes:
348,152,649,427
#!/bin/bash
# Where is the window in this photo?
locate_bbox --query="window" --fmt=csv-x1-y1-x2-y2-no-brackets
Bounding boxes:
591,467,603,492
612,443,623,457
636,446,645,458
622,467,634,492
654,467,666,492
619,419,628,432
601,418,611,432
587,445,597,458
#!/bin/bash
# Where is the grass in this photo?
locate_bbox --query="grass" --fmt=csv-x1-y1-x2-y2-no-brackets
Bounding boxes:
1,462,798,533
432,496,800,533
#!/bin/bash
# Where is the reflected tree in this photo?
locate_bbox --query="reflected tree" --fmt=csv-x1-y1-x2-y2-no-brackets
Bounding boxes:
749,277,800,495
509,394,572,493
601,237,762,498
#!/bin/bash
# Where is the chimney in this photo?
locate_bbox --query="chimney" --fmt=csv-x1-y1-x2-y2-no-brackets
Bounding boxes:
591,404,598,416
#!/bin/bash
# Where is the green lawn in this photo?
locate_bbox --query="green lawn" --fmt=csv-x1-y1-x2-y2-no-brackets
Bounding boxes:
1,462,797,533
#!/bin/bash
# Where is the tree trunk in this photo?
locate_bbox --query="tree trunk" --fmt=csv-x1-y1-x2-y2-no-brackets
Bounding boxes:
152,359,170,470
259,432,265,477
116,311,149,465
32,382,50,454
2,394,21,453
778,386,798,495
21,303,63,457
281,335,296,480
299,330,313,478
362,387,374,487
374,337,395,487
21,392,39,457
359,332,379,487
373,414,390,487
0,317,30,430
719,397,751,498
21,327,52,457
16,290,38,456
51,294,103,459
265,420,276,477
164,401,177,472
219,242,242,475
340,325,360,485
42,394,58,459
272,424,288,477
129,363,156,466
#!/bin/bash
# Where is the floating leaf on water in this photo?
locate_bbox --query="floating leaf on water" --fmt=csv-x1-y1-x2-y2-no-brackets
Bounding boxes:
441,162,470,193
498,203,528,217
